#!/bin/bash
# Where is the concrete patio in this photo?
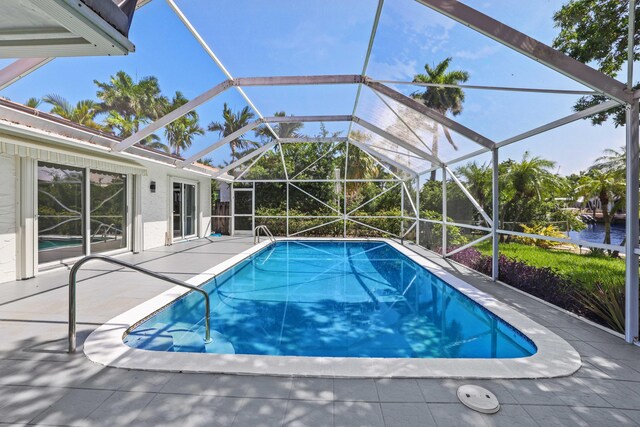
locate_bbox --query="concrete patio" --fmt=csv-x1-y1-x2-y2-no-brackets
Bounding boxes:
1,236,639,426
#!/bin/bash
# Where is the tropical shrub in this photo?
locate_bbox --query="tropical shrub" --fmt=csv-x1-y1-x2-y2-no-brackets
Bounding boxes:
575,283,625,333
418,210,468,251
449,247,585,315
514,224,566,248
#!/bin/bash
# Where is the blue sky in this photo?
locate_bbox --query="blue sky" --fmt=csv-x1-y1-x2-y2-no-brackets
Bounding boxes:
0,0,632,174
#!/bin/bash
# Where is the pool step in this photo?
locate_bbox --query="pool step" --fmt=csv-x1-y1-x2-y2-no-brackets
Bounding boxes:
171,330,206,353
171,329,236,354
204,331,236,354
125,326,174,352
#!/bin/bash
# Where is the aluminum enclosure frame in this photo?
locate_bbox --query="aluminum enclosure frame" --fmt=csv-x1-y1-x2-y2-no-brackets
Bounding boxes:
4,0,637,343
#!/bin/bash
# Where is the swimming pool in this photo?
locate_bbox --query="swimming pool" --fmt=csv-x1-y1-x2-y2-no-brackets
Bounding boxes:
124,240,535,359
85,238,580,378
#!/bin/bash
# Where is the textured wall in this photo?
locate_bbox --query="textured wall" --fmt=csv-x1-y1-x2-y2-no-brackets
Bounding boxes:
0,155,16,283
0,154,212,283
141,163,212,250
141,165,169,250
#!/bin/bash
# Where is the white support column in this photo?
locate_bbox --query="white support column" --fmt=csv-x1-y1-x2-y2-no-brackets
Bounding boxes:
625,0,638,344
132,174,143,253
401,183,405,242
17,157,37,279
286,182,290,237
626,100,639,343
252,182,256,233
492,148,499,281
415,175,420,246
83,167,90,256
442,166,447,257
230,182,235,236
344,141,349,237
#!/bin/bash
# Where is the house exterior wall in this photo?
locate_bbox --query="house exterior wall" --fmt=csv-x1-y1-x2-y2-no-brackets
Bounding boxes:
0,132,212,284
141,163,211,250
0,154,16,283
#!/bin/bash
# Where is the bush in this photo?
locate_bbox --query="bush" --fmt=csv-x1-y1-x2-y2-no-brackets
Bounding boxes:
449,247,585,316
418,210,468,251
514,224,566,248
576,283,625,333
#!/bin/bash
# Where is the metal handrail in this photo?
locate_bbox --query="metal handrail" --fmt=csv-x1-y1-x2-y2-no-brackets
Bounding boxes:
92,223,117,241
253,225,275,244
68,254,212,353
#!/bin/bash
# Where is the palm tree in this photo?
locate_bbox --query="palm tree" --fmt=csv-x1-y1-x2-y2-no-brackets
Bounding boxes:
577,169,626,246
164,92,204,156
345,130,381,208
456,161,491,210
255,111,304,140
139,134,170,154
42,94,105,131
412,57,470,180
501,152,563,230
592,146,626,176
94,71,167,138
506,152,560,200
347,130,379,180
25,97,41,108
207,103,257,161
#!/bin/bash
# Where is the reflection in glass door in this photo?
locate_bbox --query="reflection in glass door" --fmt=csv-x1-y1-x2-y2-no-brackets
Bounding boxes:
37,163,85,264
90,171,127,253
173,183,182,239
37,163,128,264
173,182,197,241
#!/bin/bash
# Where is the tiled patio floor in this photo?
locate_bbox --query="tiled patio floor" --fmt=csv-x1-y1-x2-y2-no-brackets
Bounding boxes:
1,236,639,426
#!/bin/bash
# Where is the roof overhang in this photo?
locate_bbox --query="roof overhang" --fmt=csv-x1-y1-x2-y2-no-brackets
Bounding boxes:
0,98,230,180
0,0,135,58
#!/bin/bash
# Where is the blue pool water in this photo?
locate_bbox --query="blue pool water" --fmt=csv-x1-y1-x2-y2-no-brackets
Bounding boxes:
125,241,536,358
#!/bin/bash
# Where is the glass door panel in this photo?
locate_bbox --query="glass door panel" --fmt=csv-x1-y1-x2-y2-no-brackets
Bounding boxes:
184,184,196,237
90,170,127,253
173,183,182,239
38,163,84,264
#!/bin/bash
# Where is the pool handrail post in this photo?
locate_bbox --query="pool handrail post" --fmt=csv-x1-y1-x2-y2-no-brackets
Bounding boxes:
68,254,212,353
492,147,499,281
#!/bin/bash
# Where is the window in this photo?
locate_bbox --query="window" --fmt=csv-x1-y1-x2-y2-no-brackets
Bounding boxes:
90,170,127,253
37,162,129,264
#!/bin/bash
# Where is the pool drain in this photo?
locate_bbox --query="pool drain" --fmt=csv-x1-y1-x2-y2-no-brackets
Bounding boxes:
457,385,500,414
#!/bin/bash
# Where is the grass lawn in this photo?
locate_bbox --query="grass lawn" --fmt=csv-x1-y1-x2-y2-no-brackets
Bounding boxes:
475,241,626,288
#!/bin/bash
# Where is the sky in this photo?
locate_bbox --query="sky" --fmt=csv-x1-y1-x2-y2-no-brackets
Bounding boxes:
0,0,634,175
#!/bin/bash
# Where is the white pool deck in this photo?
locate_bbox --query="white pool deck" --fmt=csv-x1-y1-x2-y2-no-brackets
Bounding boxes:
1,236,640,426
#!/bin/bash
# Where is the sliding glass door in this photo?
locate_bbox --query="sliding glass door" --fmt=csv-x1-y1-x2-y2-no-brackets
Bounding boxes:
173,182,197,241
90,171,127,253
37,163,85,264
37,162,129,265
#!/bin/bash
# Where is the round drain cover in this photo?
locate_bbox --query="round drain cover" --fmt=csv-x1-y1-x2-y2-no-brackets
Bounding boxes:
457,385,500,414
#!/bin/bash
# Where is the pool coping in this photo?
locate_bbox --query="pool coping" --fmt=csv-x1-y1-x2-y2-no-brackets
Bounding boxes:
83,238,581,378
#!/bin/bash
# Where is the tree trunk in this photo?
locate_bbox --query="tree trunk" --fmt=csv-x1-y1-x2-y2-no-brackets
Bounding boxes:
601,192,611,247
429,132,439,181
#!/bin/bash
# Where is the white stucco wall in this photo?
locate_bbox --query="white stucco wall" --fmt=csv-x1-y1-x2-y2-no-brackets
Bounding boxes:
140,162,211,251
0,155,16,283
0,145,212,283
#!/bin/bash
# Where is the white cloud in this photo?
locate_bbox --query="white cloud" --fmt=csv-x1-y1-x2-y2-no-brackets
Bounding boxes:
454,45,500,60
367,57,418,81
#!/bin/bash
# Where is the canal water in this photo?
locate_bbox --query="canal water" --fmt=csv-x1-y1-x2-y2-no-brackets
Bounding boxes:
568,223,626,245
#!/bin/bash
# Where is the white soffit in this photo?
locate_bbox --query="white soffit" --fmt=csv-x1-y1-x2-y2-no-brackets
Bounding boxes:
0,0,135,58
